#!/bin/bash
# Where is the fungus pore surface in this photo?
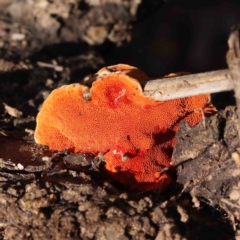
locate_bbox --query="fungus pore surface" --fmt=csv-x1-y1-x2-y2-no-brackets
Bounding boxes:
35,64,216,191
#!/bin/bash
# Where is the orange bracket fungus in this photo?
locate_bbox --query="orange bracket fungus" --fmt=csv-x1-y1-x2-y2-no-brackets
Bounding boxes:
35,64,216,192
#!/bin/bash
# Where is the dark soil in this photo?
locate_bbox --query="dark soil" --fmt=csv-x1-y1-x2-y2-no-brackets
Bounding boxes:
0,1,240,239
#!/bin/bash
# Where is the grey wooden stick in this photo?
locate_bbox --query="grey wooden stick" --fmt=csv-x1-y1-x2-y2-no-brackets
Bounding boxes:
143,69,233,101
226,28,240,138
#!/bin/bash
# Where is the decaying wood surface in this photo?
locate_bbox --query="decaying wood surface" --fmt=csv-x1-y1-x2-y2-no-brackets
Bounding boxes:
173,107,240,231
1,1,240,239
143,69,233,101
0,108,238,239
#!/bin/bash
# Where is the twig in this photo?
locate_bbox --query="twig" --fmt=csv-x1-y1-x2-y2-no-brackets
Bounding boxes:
37,61,63,72
142,69,233,101
226,27,240,139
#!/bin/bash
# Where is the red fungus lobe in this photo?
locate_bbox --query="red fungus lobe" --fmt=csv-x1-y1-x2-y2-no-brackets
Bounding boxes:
35,64,216,191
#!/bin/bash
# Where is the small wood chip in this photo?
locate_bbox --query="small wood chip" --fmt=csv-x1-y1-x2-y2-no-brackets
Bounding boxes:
2,102,23,118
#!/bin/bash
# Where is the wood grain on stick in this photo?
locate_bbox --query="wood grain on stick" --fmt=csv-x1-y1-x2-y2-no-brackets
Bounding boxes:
143,69,233,101
226,28,240,139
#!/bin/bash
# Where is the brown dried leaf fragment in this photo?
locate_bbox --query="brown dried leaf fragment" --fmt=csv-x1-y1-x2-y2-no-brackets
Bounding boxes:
3,102,23,118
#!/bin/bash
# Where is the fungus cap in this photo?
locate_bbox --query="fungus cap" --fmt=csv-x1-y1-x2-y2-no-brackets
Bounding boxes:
35,64,216,191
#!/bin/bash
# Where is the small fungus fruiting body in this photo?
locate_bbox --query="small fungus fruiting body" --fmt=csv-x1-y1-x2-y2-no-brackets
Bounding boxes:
35,64,216,191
